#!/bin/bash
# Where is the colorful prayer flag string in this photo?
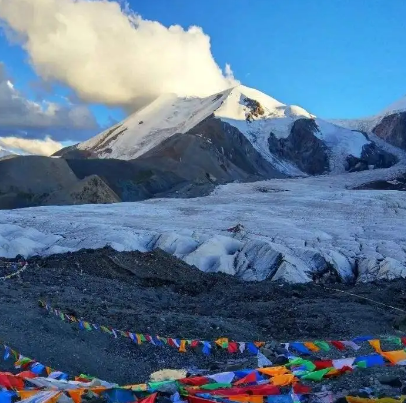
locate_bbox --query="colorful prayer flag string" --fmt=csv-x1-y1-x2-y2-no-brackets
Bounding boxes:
39,300,406,357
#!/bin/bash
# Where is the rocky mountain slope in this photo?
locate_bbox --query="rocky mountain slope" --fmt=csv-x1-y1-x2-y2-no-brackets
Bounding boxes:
0,156,189,209
330,94,406,151
64,85,397,176
1,85,404,210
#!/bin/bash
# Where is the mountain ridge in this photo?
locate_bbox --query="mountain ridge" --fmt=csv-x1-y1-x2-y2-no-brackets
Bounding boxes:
1,84,404,210
61,84,400,176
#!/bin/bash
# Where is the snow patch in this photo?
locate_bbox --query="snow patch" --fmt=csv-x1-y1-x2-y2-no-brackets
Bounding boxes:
314,119,370,173
328,94,406,134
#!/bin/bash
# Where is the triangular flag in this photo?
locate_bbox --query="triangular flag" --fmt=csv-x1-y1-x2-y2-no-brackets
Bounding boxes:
18,391,42,400
228,342,238,353
341,340,361,351
301,368,332,381
179,340,187,353
215,338,229,349
3,346,10,360
234,371,258,385
139,393,157,403
68,390,83,403
330,341,346,351
257,352,272,367
368,339,382,353
314,341,330,351
303,342,320,352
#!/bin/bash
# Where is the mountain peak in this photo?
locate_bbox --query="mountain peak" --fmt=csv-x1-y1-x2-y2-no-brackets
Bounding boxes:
0,145,17,159
381,93,406,115
76,85,315,162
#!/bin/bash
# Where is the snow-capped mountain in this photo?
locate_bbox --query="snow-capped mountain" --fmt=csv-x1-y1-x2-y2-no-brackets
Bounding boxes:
78,86,312,159
0,145,16,159
329,94,406,151
68,85,396,177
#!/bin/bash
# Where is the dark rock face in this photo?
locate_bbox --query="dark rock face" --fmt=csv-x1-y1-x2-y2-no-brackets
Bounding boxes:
354,173,406,191
346,142,398,172
373,112,406,150
66,158,185,201
243,96,265,121
268,118,397,175
186,116,286,179
0,156,187,209
138,115,287,183
53,144,97,159
268,118,330,175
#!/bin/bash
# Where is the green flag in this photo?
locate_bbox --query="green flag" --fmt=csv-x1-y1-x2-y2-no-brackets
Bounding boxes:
314,341,330,351
301,368,332,381
201,383,232,390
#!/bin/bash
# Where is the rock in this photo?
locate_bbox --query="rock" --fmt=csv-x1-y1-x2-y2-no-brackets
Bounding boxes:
43,175,121,206
269,118,330,175
393,315,406,331
346,142,398,172
378,375,402,388
373,112,406,151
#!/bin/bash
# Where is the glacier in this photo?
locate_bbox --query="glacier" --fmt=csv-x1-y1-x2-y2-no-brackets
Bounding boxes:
1,161,405,284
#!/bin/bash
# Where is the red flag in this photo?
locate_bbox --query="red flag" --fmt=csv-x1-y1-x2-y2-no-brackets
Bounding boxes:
330,341,346,351
234,371,257,385
188,397,218,403
179,377,210,386
293,383,311,394
314,360,333,370
17,371,37,379
0,373,25,390
208,385,280,396
139,393,157,403
228,342,239,353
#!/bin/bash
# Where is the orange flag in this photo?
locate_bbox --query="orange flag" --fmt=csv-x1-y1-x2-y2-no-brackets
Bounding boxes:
18,391,42,400
303,342,320,352
368,340,382,353
68,390,84,403
47,392,62,403
382,350,406,364
179,340,187,353
258,367,290,377
271,374,296,386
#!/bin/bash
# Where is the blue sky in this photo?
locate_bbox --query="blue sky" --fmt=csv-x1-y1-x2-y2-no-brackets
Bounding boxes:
0,0,405,149
131,0,406,118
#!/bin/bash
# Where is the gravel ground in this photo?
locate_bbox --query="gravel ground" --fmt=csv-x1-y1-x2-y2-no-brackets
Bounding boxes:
1,247,406,395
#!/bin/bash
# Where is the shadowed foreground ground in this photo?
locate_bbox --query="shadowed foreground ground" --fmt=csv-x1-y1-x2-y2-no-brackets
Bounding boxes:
1,247,406,393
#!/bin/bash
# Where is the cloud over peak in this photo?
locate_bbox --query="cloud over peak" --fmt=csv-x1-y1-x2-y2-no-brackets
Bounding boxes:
0,0,237,109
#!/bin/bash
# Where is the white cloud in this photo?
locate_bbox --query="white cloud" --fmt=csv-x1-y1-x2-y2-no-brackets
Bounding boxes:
0,135,63,155
0,0,238,109
0,63,96,129
0,62,99,140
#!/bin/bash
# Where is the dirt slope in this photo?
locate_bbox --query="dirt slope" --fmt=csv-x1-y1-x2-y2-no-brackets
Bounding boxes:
1,247,406,388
